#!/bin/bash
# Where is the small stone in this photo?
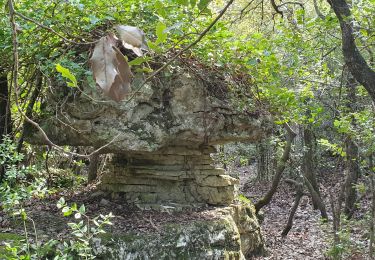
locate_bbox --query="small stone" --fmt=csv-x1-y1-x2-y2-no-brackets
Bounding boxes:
90,191,106,199
100,198,110,206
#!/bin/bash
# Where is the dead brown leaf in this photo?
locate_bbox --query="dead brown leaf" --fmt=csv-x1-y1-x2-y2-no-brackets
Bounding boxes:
90,33,132,102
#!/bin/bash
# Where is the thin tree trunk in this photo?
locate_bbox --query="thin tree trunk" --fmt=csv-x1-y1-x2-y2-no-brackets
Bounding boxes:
344,137,360,217
302,126,321,209
0,74,11,138
343,75,360,218
88,153,100,183
255,123,297,213
17,71,43,153
0,72,12,181
369,157,375,258
257,141,267,180
328,0,375,102
282,180,304,237
304,176,328,219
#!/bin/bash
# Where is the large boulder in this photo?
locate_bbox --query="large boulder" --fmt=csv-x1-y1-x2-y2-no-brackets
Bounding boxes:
29,68,270,206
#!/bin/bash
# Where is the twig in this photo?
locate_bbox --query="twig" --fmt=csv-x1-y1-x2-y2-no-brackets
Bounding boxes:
143,216,160,232
45,145,52,188
126,0,235,101
14,10,98,45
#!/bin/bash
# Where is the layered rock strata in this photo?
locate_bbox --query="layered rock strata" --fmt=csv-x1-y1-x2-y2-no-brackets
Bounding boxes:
102,147,238,205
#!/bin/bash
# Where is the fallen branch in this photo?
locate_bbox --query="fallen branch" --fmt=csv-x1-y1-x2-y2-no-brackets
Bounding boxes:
282,180,304,237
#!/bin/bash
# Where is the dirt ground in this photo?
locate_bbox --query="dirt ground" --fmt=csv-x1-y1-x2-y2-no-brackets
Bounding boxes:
238,166,329,259
238,165,371,260
1,164,372,259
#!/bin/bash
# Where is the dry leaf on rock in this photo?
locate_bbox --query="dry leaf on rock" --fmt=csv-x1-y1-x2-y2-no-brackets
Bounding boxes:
90,33,133,102
115,25,148,57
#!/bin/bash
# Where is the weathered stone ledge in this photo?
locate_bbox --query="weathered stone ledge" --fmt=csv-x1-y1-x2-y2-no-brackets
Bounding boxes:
92,203,264,260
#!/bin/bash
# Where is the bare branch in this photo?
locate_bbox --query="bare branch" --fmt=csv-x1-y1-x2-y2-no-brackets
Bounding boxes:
8,0,118,158
270,0,284,16
127,0,235,101
14,10,98,45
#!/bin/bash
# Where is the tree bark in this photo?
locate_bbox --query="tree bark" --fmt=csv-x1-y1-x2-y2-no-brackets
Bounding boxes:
0,72,12,181
17,71,42,153
257,141,268,180
328,0,375,102
255,123,297,213
281,180,304,237
88,153,100,183
369,155,375,258
343,137,360,217
0,73,11,138
343,75,360,218
304,176,328,219
302,126,321,209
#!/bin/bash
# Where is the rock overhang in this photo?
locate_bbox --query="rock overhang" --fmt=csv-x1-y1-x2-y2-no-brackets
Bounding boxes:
29,70,271,153
27,64,271,206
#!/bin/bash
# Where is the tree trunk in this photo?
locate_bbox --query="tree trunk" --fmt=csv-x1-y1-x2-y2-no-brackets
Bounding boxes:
328,0,375,102
304,176,328,219
343,75,360,218
88,153,100,183
257,141,268,180
282,180,304,237
369,155,375,258
343,137,360,217
17,71,42,153
302,127,321,209
0,73,11,138
255,123,297,213
0,72,12,181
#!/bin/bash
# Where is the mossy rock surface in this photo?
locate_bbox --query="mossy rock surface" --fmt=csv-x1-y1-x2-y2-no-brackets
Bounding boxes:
92,203,264,260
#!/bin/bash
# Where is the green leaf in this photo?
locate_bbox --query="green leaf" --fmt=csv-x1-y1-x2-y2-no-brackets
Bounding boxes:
197,0,210,10
176,0,189,6
79,204,86,214
148,41,162,53
56,63,77,88
155,22,167,45
155,1,167,17
21,210,27,221
71,203,78,211
128,56,151,66
57,197,65,209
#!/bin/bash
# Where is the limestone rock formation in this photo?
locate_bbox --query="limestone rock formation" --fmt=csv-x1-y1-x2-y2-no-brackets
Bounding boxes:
27,65,270,257
103,148,239,205
29,68,270,206
92,203,264,260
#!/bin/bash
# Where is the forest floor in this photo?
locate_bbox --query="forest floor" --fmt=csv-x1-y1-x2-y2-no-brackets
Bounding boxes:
0,164,372,259
238,165,329,260
238,165,371,260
